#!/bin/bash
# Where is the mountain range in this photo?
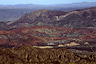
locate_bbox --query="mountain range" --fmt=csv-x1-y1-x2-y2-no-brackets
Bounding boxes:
1,2,96,9
0,2,96,21
8,7,96,29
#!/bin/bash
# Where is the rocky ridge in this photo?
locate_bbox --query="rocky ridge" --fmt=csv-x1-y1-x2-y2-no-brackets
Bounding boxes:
8,7,96,28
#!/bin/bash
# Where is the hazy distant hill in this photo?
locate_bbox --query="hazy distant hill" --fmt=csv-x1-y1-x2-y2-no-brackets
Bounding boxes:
0,9,35,21
0,2,96,21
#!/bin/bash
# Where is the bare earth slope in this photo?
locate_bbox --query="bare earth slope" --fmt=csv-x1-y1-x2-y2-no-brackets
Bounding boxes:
0,22,10,31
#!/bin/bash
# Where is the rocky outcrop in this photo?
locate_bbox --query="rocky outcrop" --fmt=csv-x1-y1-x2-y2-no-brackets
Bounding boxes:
0,46,95,63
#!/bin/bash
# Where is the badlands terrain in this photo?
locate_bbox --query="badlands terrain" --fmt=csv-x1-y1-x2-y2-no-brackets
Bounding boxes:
0,6,96,63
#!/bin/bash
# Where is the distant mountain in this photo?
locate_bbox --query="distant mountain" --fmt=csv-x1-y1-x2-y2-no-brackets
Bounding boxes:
0,2,96,21
9,7,96,28
1,2,96,9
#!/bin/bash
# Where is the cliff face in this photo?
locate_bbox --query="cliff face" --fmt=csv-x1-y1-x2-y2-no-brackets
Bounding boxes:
9,7,96,28
0,46,95,63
